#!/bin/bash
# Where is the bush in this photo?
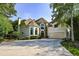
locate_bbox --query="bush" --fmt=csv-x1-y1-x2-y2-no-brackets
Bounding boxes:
4,31,21,39
61,40,79,56
0,37,4,43
4,34,17,39
20,37,29,40
73,18,79,41
12,31,21,39
74,30,79,41
30,36,39,39
13,31,20,36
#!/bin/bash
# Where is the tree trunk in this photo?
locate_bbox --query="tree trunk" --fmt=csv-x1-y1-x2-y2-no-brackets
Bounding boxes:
71,10,74,42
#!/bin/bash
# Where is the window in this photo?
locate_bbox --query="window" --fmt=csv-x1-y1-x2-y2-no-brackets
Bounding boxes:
35,28,38,35
41,27,44,29
30,27,33,35
40,24,45,29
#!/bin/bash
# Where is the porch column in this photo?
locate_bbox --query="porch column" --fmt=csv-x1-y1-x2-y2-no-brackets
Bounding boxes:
33,27,35,36
29,27,30,39
38,28,39,35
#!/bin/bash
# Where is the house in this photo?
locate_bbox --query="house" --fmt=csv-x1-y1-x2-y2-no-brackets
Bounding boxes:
20,18,48,39
19,18,67,39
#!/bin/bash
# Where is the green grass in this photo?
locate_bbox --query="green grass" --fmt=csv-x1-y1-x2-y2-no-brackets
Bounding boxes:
61,40,79,56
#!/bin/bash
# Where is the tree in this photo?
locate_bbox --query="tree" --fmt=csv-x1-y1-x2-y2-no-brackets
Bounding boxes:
11,19,18,31
0,3,16,17
0,14,13,33
73,16,79,41
50,3,79,42
0,3,16,38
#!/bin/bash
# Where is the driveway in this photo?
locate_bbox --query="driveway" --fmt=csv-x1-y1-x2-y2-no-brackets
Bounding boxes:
0,39,73,56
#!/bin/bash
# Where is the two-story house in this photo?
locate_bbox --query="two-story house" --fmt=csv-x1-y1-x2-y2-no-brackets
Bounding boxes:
19,17,67,39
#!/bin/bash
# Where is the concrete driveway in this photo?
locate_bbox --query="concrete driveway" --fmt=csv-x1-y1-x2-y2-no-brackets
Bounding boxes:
0,39,73,56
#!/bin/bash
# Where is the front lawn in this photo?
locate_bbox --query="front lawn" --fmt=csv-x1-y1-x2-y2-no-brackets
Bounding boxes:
61,40,79,56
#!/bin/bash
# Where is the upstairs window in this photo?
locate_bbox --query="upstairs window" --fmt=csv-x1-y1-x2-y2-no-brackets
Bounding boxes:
40,24,45,29
41,27,44,29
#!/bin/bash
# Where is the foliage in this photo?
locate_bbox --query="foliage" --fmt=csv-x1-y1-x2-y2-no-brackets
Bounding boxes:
61,40,79,56
0,39,3,42
30,36,39,39
11,19,18,31
73,16,79,41
3,31,21,40
0,14,13,35
20,37,29,40
13,31,20,37
50,3,79,27
50,3,79,41
0,3,16,39
0,3,16,17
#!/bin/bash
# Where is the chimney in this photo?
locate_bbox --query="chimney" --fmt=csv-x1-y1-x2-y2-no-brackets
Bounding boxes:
18,17,21,25
18,17,21,32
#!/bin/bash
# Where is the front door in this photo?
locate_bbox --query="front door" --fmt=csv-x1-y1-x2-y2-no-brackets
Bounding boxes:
41,31,45,38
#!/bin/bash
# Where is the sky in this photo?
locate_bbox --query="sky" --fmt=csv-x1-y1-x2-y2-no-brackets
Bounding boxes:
11,3,52,22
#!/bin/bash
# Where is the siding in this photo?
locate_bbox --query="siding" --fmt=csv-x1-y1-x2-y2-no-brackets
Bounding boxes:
20,26,29,38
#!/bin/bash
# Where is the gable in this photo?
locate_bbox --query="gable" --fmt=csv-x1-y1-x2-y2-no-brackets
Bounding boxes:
36,17,48,24
27,20,39,27
20,18,39,27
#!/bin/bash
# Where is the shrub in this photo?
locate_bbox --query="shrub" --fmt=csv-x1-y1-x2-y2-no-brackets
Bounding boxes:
61,40,79,56
4,31,21,40
0,37,4,43
12,31,21,39
20,37,29,40
30,36,40,39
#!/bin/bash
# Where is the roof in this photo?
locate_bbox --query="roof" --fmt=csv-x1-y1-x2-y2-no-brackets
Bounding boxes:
21,18,39,27
36,17,48,24
24,18,32,26
27,20,39,27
